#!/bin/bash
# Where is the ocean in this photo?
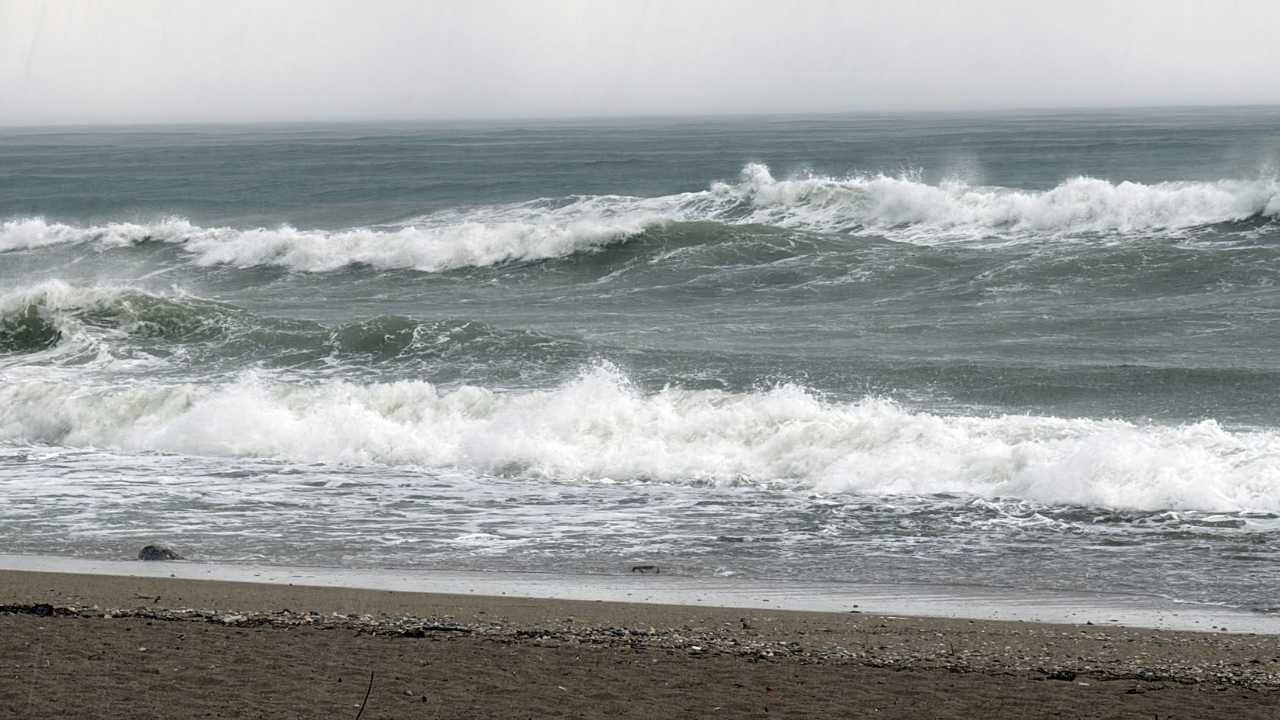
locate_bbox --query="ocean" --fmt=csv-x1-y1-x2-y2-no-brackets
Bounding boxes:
2,107,1280,613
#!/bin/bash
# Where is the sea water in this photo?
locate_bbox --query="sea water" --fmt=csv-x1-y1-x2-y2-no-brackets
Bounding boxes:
2,108,1280,611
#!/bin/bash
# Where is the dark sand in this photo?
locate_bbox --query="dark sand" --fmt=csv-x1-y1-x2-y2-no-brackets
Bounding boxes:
1,570,1278,719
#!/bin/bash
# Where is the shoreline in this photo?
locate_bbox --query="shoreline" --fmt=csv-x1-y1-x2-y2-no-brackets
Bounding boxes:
2,568,1278,718
1,552,1276,634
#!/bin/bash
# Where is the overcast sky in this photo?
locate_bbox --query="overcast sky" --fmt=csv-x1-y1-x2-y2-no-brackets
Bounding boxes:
3,0,1279,125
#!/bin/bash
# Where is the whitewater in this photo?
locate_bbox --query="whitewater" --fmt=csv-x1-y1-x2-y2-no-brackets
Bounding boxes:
3,363,1279,514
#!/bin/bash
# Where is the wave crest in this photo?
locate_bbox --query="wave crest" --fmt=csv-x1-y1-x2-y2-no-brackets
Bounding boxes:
0,211,654,272
719,163,1280,237
0,281,248,353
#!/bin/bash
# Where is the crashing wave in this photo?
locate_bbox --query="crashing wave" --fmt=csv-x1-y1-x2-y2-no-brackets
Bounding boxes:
3,362,1278,513
3,165,1277,271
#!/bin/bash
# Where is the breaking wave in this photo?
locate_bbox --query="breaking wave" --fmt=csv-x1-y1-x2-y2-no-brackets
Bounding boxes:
3,165,1277,272
1,281,245,344
0,281,583,372
0,209,654,272
3,363,1278,513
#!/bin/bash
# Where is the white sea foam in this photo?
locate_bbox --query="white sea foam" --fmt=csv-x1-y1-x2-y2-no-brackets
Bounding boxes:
0,217,200,252
3,363,1278,513
4,165,1276,271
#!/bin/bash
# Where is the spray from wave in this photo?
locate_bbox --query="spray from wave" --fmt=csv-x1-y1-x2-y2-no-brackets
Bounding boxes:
3,165,1277,272
3,362,1277,513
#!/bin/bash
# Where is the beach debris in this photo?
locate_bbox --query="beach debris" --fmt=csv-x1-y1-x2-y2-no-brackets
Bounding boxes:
5,601,1279,692
400,623,472,638
137,544,183,561
630,565,660,574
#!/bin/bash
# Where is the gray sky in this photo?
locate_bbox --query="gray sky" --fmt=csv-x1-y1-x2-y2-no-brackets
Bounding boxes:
3,0,1279,125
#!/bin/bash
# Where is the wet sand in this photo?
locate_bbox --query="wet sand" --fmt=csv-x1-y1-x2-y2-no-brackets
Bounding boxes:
1,569,1278,719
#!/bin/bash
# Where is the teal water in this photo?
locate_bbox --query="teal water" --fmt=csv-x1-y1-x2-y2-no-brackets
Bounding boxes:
2,107,1280,611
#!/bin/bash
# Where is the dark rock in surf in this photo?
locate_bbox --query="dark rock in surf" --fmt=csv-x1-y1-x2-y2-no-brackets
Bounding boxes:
137,545,183,561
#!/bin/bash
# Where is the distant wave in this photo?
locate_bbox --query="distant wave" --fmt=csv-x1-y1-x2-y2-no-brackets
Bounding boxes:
3,165,1278,272
3,362,1278,513
719,164,1280,238
0,209,655,272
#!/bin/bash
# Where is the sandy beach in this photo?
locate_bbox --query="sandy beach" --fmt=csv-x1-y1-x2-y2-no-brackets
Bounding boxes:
1,569,1277,719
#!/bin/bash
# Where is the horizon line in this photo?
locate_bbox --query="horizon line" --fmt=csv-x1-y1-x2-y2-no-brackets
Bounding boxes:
3,102,1280,131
